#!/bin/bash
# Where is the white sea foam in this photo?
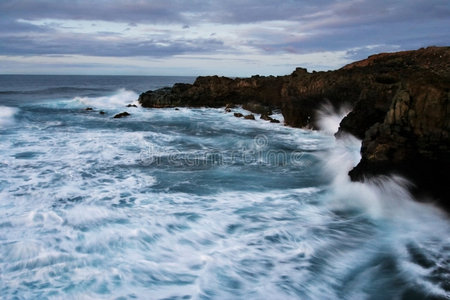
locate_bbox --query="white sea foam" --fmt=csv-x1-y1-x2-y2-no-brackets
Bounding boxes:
0,106,18,128
316,101,351,134
75,88,139,109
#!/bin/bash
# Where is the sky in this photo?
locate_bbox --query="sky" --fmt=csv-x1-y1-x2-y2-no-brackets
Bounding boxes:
0,0,449,76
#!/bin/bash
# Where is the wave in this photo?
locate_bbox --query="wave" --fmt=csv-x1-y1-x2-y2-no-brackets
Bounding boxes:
73,88,139,109
0,106,18,128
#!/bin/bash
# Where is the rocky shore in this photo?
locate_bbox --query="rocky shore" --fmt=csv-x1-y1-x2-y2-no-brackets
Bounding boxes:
139,47,450,210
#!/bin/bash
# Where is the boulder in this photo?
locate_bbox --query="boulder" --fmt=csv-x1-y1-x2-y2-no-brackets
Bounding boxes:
113,112,130,119
260,114,272,121
242,102,272,115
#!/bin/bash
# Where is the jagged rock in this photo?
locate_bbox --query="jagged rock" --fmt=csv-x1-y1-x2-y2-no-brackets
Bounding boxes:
113,112,130,119
261,113,280,123
260,114,272,121
244,114,255,120
349,78,450,209
234,113,244,118
242,102,272,115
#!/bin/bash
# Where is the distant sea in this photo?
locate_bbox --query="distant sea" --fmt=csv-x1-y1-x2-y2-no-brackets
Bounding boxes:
0,75,449,299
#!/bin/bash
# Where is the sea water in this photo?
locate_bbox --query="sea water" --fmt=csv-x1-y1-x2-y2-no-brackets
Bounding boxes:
0,75,448,299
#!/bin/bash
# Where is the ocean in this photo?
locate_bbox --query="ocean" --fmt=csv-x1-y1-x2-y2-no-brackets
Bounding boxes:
0,75,449,299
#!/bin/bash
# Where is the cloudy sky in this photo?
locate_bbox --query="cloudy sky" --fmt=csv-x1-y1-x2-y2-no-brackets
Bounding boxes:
0,0,448,76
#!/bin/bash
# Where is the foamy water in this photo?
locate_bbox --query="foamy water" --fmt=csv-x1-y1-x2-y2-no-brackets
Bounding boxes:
0,76,449,299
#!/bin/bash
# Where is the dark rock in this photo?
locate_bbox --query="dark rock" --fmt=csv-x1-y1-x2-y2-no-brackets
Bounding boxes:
234,113,244,118
85,107,93,111
260,114,272,121
349,78,450,209
99,111,105,115
261,113,280,123
126,104,138,108
244,114,255,120
175,108,179,110
242,102,272,115
113,112,130,119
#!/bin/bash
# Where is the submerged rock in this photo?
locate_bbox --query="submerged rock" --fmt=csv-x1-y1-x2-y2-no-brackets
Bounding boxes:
113,112,130,119
234,113,244,118
126,104,138,108
85,107,93,111
244,114,255,120
99,111,106,115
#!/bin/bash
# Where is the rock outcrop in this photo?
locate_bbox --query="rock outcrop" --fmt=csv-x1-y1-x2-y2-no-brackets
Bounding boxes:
349,78,450,207
113,112,130,119
138,46,450,210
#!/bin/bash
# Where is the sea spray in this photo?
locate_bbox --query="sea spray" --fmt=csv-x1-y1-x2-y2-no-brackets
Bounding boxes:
315,101,351,135
75,88,140,109
0,106,18,128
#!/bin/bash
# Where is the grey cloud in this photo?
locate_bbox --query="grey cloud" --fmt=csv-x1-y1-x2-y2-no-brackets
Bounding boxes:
0,0,187,24
232,0,449,56
0,33,224,57
0,0,448,61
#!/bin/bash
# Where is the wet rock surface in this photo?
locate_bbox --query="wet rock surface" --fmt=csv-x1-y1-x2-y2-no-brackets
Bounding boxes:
113,112,131,118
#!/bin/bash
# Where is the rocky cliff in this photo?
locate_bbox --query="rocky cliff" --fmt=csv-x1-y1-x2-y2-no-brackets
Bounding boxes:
139,46,450,210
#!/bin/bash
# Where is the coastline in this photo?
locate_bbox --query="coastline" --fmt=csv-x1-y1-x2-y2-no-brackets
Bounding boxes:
138,46,450,211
